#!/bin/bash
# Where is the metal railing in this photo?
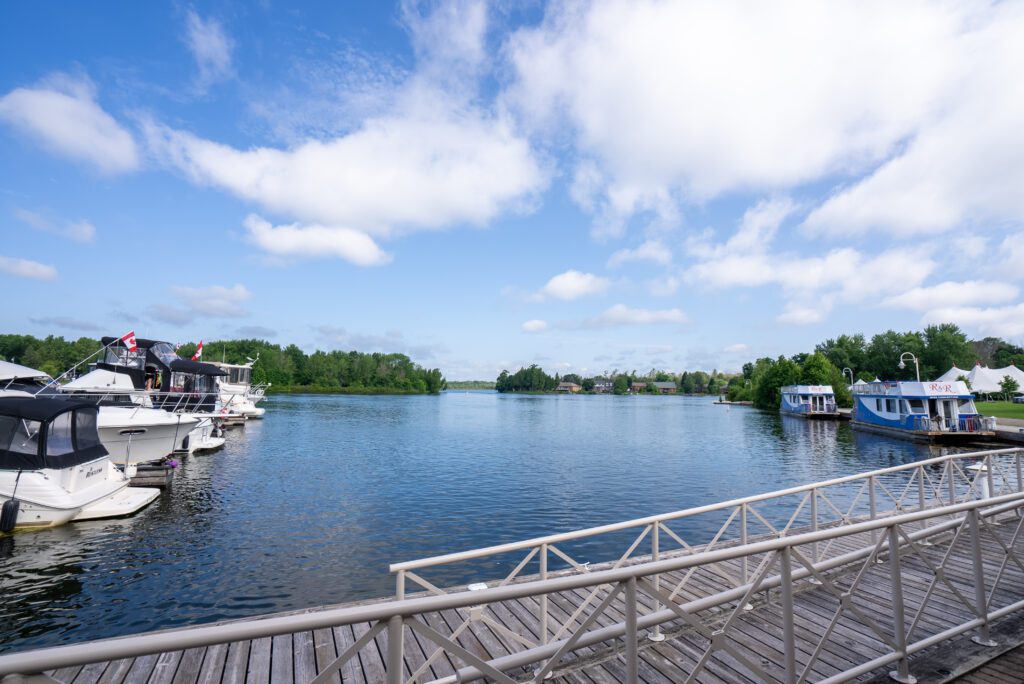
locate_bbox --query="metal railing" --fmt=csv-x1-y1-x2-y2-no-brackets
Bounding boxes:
2,491,1022,684
390,448,1023,648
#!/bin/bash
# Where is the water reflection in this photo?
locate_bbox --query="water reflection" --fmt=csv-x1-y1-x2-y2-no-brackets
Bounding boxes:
0,393,974,653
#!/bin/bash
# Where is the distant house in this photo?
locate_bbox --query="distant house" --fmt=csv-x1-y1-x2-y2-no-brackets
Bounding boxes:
652,382,678,394
556,382,582,393
630,382,649,393
593,380,613,393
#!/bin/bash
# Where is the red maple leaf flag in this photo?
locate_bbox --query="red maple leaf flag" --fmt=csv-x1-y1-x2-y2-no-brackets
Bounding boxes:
120,330,138,352
192,340,203,361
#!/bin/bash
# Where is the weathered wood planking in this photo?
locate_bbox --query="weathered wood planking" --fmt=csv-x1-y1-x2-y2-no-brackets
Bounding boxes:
40,514,1024,684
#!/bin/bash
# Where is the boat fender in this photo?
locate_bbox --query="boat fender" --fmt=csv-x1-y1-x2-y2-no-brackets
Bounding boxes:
0,498,20,533
166,459,179,468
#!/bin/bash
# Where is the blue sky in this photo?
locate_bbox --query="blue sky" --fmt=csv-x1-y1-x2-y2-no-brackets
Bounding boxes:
1,1,1022,380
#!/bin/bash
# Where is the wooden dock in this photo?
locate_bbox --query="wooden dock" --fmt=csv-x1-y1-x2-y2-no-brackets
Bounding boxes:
40,511,1024,684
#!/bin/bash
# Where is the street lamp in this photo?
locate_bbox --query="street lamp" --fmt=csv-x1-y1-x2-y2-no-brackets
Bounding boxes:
897,352,921,382
842,367,854,385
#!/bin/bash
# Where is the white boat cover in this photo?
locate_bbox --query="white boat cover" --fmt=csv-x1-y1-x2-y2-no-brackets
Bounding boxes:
0,360,51,382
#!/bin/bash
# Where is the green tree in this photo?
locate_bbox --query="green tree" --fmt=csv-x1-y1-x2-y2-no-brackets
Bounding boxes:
799,352,852,408
581,378,595,392
864,330,925,380
815,334,866,375
921,323,973,379
752,356,801,409
1000,375,1020,401
612,375,630,395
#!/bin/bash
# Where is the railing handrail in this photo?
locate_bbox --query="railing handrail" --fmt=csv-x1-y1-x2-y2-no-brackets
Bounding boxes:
390,447,1022,572
2,491,1021,677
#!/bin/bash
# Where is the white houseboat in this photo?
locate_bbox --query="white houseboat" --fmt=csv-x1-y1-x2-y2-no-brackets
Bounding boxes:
851,380,995,442
207,359,269,419
780,385,839,419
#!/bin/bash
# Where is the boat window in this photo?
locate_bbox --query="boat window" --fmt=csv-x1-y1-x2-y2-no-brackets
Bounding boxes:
958,399,976,413
151,343,178,367
4,418,42,455
0,416,17,451
47,411,74,456
170,372,193,393
104,347,146,370
907,399,926,413
886,399,896,413
875,398,883,411
74,410,102,450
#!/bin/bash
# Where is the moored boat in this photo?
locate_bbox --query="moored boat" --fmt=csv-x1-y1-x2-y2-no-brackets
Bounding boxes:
207,358,269,419
0,397,160,530
850,380,996,442
780,385,840,419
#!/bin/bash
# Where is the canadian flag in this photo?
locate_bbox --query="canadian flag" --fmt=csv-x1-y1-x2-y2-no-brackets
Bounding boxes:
120,330,138,352
192,340,203,361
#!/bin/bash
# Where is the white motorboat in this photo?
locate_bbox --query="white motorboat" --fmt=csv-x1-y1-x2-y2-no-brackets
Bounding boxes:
208,358,269,419
0,397,160,530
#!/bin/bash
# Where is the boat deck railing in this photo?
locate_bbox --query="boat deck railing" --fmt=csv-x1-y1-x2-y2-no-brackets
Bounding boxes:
2,487,1022,684
390,448,1023,645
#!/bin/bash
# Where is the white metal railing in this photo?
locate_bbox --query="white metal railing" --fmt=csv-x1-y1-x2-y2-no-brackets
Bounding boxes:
1,492,1022,684
390,448,1023,647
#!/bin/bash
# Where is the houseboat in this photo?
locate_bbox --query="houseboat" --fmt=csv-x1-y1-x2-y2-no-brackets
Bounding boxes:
780,385,839,419
851,380,995,442
206,358,269,419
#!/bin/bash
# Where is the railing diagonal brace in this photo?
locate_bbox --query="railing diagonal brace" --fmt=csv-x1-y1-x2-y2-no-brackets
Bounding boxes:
406,617,518,684
310,620,385,684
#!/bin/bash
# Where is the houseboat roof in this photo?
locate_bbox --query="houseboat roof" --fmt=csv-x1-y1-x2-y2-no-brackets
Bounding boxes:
781,385,835,395
851,380,973,398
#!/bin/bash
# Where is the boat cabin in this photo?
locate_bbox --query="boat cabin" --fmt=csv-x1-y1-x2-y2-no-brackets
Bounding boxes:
0,397,108,471
850,380,992,440
98,337,227,412
780,385,839,418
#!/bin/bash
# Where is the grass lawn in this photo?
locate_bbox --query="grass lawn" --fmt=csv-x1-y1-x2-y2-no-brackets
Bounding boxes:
977,400,1024,420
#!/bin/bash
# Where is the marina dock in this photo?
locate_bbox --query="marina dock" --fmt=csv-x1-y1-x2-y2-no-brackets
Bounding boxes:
4,448,1024,684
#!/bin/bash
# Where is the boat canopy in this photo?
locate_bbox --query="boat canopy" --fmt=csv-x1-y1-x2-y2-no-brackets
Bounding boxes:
0,397,107,470
0,360,51,383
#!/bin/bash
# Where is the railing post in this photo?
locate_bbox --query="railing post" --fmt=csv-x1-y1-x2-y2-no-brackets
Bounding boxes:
811,488,819,563
540,543,548,645
887,525,915,684
741,503,748,584
968,509,998,647
387,615,404,684
625,577,638,684
948,460,958,506
779,547,796,684
869,475,878,546
917,468,931,545
986,454,996,498
395,570,405,600
649,522,665,641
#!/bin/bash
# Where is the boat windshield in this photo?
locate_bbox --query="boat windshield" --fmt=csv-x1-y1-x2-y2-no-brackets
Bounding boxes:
227,367,251,384
104,347,145,370
0,416,42,456
958,398,977,414
151,343,178,367
47,411,74,456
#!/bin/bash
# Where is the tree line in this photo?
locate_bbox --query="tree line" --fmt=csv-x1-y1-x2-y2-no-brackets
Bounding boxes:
495,365,734,394
725,324,1024,409
0,334,446,394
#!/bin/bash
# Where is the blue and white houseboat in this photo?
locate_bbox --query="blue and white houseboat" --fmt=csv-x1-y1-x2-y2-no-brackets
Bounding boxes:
780,385,839,419
851,380,995,442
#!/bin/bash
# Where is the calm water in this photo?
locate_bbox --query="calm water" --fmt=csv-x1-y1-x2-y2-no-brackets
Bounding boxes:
0,392,963,653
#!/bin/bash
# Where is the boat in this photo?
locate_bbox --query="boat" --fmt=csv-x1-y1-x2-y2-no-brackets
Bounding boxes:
207,358,269,419
0,396,160,530
780,385,839,419
3,361,197,465
850,380,996,442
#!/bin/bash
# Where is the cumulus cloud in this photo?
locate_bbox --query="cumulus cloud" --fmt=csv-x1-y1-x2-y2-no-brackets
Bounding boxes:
29,316,103,332
0,73,139,173
723,343,748,353
607,240,671,268
243,214,391,267
537,270,609,301
0,255,57,280
184,10,234,91
583,304,687,328
921,303,1024,339
776,304,828,326
883,281,1019,310
14,207,96,243
522,319,548,333
172,283,252,317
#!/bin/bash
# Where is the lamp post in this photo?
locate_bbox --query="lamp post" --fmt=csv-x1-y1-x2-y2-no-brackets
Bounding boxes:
898,352,921,382
842,367,854,386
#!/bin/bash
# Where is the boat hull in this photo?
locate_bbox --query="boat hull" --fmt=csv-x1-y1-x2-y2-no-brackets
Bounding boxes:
99,409,197,465
781,409,841,420
851,420,995,443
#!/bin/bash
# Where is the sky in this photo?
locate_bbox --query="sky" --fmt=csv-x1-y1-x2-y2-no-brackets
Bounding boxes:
1,0,1022,380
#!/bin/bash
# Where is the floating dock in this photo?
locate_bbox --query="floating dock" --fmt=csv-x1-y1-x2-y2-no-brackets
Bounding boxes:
4,448,1023,684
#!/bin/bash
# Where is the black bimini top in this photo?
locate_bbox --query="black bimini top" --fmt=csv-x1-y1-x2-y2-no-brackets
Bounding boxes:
0,397,108,470
170,359,227,376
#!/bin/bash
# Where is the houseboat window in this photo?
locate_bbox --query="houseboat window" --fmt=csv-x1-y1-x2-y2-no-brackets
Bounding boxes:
74,411,102,450
151,343,178,366
958,399,976,413
47,411,74,456
104,347,145,369
907,399,926,413
886,399,896,413
5,418,42,455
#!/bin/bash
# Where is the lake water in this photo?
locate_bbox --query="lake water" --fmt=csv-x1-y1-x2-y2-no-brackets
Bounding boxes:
0,392,964,653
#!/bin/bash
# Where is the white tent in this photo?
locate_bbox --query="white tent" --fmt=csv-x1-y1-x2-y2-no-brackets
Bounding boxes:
936,364,1023,394
936,366,970,382
992,365,1024,388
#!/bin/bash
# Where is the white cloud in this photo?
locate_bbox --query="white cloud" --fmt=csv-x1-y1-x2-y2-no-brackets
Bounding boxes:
921,303,1024,339
584,304,687,328
607,240,671,268
184,10,234,91
0,73,138,173
776,304,828,326
538,270,610,301
522,319,548,333
0,255,57,280
723,343,748,353
172,283,252,318
29,316,103,332
883,281,1019,310
243,214,391,267
507,0,970,230
14,208,96,243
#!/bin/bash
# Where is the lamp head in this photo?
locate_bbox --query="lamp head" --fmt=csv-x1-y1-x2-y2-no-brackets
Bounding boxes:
898,361,906,370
